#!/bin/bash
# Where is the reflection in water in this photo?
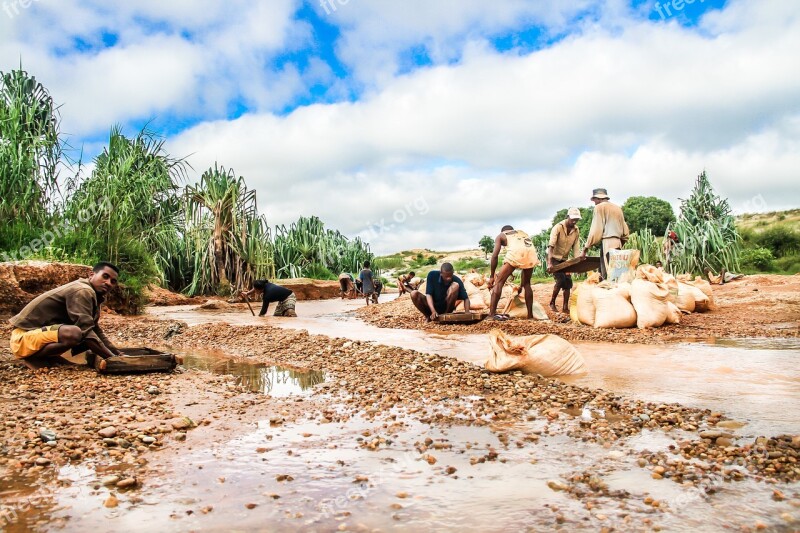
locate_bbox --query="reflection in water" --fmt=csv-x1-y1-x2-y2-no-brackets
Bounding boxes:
180,354,326,396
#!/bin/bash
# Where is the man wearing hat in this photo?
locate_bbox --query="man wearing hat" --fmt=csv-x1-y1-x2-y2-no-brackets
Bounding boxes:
581,188,629,281
546,207,582,313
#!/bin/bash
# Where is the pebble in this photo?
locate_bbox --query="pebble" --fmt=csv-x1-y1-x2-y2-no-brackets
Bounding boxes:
102,475,120,486
104,495,119,508
141,436,156,445
116,478,137,488
147,386,161,395
547,480,569,491
35,457,50,466
98,427,118,438
39,429,57,442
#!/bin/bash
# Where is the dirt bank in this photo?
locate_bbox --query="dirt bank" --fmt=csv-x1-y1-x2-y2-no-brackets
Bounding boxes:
356,274,800,343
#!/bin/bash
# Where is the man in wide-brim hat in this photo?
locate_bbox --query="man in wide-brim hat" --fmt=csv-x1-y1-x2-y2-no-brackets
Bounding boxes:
581,188,630,280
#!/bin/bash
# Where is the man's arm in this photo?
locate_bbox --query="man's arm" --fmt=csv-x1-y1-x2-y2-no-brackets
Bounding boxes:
487,234,504,288
425,294,438,320
259,297,270,316
458,281,470,312
94,325,121,356
66,290,118,358
463,297,471,313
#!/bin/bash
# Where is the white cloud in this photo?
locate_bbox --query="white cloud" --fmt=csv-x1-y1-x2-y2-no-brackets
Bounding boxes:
167,1,800,252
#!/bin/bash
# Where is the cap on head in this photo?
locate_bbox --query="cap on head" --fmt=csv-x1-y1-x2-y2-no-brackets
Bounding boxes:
567,207,582,220
591,188,610,200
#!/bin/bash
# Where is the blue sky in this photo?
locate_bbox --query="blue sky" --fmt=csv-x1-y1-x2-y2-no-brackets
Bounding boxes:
1,0,798,253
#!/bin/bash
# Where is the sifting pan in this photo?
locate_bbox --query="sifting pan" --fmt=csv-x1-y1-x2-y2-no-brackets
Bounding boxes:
92,347,180,374
433,312,487,325
549,256,601,274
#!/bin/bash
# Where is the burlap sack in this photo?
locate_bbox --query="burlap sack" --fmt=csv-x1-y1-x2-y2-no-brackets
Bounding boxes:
485,329,586,376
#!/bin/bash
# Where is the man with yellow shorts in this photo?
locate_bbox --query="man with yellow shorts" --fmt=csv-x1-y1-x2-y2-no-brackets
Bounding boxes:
486,225,540,320
9,262,122,369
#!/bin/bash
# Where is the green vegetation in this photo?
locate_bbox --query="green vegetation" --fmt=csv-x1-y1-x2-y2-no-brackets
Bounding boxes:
0,66,373,308
478,235,494,258
738,215,800,274
623,228,661,265
622,196,675,237
669,171,741,275
0,68,62,250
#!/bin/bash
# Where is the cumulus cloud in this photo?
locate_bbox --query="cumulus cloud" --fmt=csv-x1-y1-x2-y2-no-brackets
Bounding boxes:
168,0,800,252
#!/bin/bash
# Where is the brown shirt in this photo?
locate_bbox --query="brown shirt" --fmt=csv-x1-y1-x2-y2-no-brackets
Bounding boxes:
548,220,581,261
9,279,113,348
585,201,630,251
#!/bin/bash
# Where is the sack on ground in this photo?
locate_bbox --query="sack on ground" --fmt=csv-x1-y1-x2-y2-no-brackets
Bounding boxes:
630,278,670,329
573,282,597,326
665,301,682,325
592,285,637,329
485,329,586,376
607,249,640,284
505,294,550,320
690,277,717,310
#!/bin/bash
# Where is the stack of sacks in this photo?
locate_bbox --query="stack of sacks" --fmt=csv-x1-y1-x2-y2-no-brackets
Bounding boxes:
463,272,487,287
676,274,715,311
631,265,681,328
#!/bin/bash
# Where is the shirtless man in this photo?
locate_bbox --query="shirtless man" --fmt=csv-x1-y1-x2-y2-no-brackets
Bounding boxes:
486,225,540,320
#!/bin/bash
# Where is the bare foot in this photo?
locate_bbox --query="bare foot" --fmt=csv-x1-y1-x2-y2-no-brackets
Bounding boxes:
562,306,570,314
549,303,558,312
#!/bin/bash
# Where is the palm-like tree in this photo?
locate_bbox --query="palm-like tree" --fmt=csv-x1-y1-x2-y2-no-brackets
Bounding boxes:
0,67,61,241
185,164,274,295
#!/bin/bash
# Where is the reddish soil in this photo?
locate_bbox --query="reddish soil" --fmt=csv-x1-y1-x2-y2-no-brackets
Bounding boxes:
357,275,800,344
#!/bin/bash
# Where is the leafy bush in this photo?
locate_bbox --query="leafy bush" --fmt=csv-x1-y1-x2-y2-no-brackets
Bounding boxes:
622,196,676,236
454,257,487,272
740,247,774,272
754,225,800,258
774,255,800,275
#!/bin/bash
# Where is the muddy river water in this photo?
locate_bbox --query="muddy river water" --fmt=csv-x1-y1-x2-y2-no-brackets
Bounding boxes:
148,297,800,438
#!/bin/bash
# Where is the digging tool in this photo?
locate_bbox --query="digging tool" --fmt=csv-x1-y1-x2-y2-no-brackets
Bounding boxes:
243,293,256,316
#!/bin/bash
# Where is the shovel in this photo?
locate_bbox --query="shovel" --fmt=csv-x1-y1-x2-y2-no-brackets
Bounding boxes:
243,293,256,316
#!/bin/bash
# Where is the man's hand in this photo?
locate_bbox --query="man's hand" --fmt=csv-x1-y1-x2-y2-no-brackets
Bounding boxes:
430,311,439,321
580,249,587,260
547,262,554,274
486,276,495,289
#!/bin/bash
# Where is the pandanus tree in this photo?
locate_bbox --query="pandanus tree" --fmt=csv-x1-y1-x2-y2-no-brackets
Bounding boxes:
185,164,274,295
669,171,741,275
0,67,62,247
273,215,373,279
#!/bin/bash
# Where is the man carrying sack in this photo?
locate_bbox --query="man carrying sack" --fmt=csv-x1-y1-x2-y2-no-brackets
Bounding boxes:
547,207,582,313
581,188,629,281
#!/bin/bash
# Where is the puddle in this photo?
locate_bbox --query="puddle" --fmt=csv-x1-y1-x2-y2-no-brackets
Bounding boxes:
180,352,326,396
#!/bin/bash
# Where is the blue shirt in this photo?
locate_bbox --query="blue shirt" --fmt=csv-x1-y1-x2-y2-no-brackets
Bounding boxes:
425,271,468,314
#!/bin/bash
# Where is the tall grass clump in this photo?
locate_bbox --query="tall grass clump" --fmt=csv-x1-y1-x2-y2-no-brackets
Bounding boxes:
669,171,741,275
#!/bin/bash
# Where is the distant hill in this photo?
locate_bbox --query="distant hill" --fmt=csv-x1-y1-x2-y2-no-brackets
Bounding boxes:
736,208,800,231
